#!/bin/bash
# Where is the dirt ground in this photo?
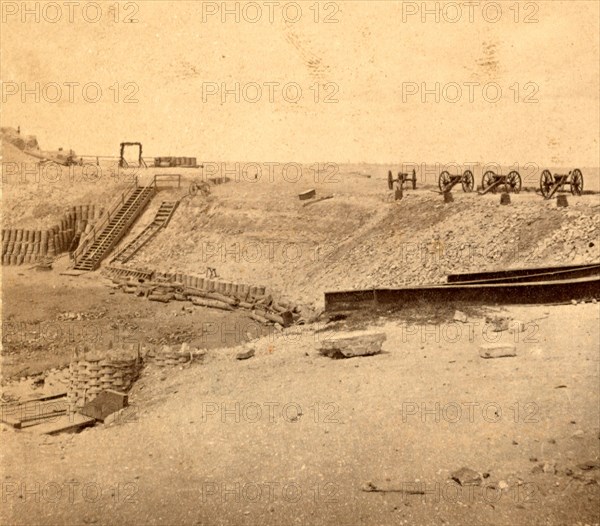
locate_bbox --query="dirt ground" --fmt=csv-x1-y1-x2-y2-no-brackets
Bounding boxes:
0,262,263,381
1,300,599,526
1,147,599,525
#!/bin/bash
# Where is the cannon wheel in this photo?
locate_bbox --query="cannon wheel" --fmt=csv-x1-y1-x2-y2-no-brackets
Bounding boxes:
571,169,583,196
507,170,522,194
387,171,394,190
461,170,474,193
482,170,496,192
439,171,452,192
540,169,553,198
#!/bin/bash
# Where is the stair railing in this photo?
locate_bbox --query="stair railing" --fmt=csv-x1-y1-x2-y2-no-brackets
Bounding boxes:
73,176,138,262
83,182,154,264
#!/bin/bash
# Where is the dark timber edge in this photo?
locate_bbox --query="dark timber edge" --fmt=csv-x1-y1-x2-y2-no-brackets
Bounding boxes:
446,263,600,284
324,276,600,312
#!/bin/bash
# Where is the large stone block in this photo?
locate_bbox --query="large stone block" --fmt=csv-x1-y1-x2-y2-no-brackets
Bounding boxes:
479,343,517,359
80,390,128,422
318,332,387,359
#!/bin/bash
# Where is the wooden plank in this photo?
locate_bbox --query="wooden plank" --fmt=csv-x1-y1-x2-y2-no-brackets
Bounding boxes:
18,410,68,429
302,194,334,207
29,413,96,435
59,270,86,276
1,392,66,406
1,399,69,429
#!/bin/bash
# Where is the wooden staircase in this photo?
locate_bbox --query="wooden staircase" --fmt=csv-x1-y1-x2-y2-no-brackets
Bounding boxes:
72,184,155,271
110,201,179,264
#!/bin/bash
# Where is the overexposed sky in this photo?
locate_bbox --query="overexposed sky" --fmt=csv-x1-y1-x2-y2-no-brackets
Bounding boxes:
1,0,599,165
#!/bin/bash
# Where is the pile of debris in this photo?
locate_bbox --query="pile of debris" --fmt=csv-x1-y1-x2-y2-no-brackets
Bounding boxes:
145,342,205,367
110,275,309,327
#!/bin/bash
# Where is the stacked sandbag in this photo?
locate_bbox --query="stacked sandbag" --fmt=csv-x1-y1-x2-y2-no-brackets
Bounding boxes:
1,204,104,265
67,346,142,412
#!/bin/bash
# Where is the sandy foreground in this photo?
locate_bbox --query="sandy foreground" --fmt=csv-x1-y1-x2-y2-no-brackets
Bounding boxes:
1,292,599,525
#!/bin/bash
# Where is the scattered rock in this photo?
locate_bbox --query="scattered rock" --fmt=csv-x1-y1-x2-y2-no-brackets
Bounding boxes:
450,467,483,486
577,460,599,471
479,343,517,359
486,316,510,332
572,430,585,439
299,189,316,201
236,349,255,361
453,310,468,323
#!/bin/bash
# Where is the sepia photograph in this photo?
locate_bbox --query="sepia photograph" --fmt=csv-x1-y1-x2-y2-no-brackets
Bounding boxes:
1,1,599,525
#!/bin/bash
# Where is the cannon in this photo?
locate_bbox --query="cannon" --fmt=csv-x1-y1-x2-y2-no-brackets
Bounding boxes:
480,170,521,195
438,170,474,193
388,169,417,191
540,169,583,199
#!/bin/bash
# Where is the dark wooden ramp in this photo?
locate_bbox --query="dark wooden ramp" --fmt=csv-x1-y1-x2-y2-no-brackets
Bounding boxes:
446,263,600,284
325,274,600,312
